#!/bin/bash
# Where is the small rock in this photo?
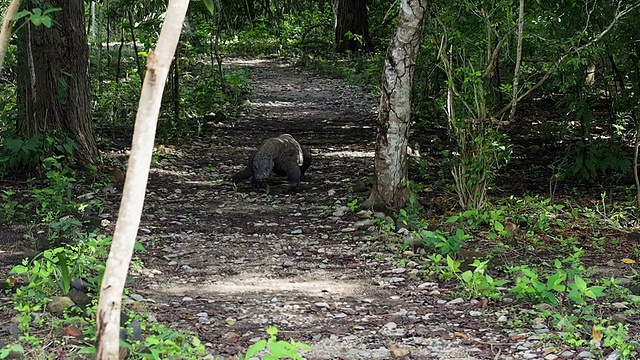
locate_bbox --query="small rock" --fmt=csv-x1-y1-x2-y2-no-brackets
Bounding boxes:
332,206,349,217
615,278,632,287
522,352,538,359
469,311,482,317
129,293,146,302
71,278,91,292
544,354,559,360
48,296,75,315
605,351,622,360
497,315,508,322
388,277,404,283
611,302,627,309
446,298,464,306
373,212,386,219
315,302,330,308
391,268,406,274
611,313,628,324
389,344,410,358
418,282,437,288
182,296,194,302
9,323,20,337
384,322,398,329
67,288,92,308
291,228,303,235
537,303,554,311
560,350,575,358
354,219,373,228
577,350,593,358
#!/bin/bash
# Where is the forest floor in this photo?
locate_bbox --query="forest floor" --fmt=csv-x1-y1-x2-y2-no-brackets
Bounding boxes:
1,58,639,359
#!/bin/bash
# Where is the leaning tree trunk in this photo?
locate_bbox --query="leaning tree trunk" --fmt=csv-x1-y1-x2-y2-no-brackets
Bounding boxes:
334,0,371,53
363,0,427,211
15,0,98,165
0,0,22,71
96,1,190,358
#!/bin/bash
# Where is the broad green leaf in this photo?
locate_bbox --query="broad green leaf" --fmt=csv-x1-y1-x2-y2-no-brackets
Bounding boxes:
244,339,266,358
203,0,215,16
573,275,587,291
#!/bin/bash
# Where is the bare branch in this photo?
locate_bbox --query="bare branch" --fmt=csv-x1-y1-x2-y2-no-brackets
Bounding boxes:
495,1,640,119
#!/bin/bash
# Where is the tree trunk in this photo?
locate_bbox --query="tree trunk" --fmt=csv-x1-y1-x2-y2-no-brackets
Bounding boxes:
15,0,98,165
96,0,191,358
363,0,426,211
334,0,371,53
0,0,22,72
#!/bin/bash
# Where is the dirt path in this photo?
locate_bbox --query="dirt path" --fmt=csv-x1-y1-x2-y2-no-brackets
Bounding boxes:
123,60,514,360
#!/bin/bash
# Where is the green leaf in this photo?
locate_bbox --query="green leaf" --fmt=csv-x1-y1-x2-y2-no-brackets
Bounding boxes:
10,265,29,274
43,7,62,15
266,326,278,336
78,346,96,354
573,275,587,291
268,341,298,358
290,340,312,351
460,270,473,282
586,286,606,299
244,339,267,358
203,0,215,16
3,138,24,153
13,10,32,21
57,252,71,294
41,16,53,28
568,288,583,304
134,241,146,252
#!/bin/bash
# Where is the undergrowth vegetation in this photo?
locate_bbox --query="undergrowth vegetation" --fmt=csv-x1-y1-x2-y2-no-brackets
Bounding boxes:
364,187,640,359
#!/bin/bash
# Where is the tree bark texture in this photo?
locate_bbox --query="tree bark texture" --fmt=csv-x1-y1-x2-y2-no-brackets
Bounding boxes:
364,0,426,211
96,0,190,358
334,0,370,53
16,0,98,165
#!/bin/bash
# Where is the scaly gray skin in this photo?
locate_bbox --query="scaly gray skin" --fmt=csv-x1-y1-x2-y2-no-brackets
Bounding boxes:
232,135,312,190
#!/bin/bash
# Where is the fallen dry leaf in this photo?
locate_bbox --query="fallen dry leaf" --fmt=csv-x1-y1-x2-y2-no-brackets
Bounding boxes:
61,325,82,338
454,331,468,339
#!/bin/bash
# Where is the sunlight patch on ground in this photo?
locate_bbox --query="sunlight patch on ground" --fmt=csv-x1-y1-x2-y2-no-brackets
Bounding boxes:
157,274,364,297
250,100,320,109
322,150,374,158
